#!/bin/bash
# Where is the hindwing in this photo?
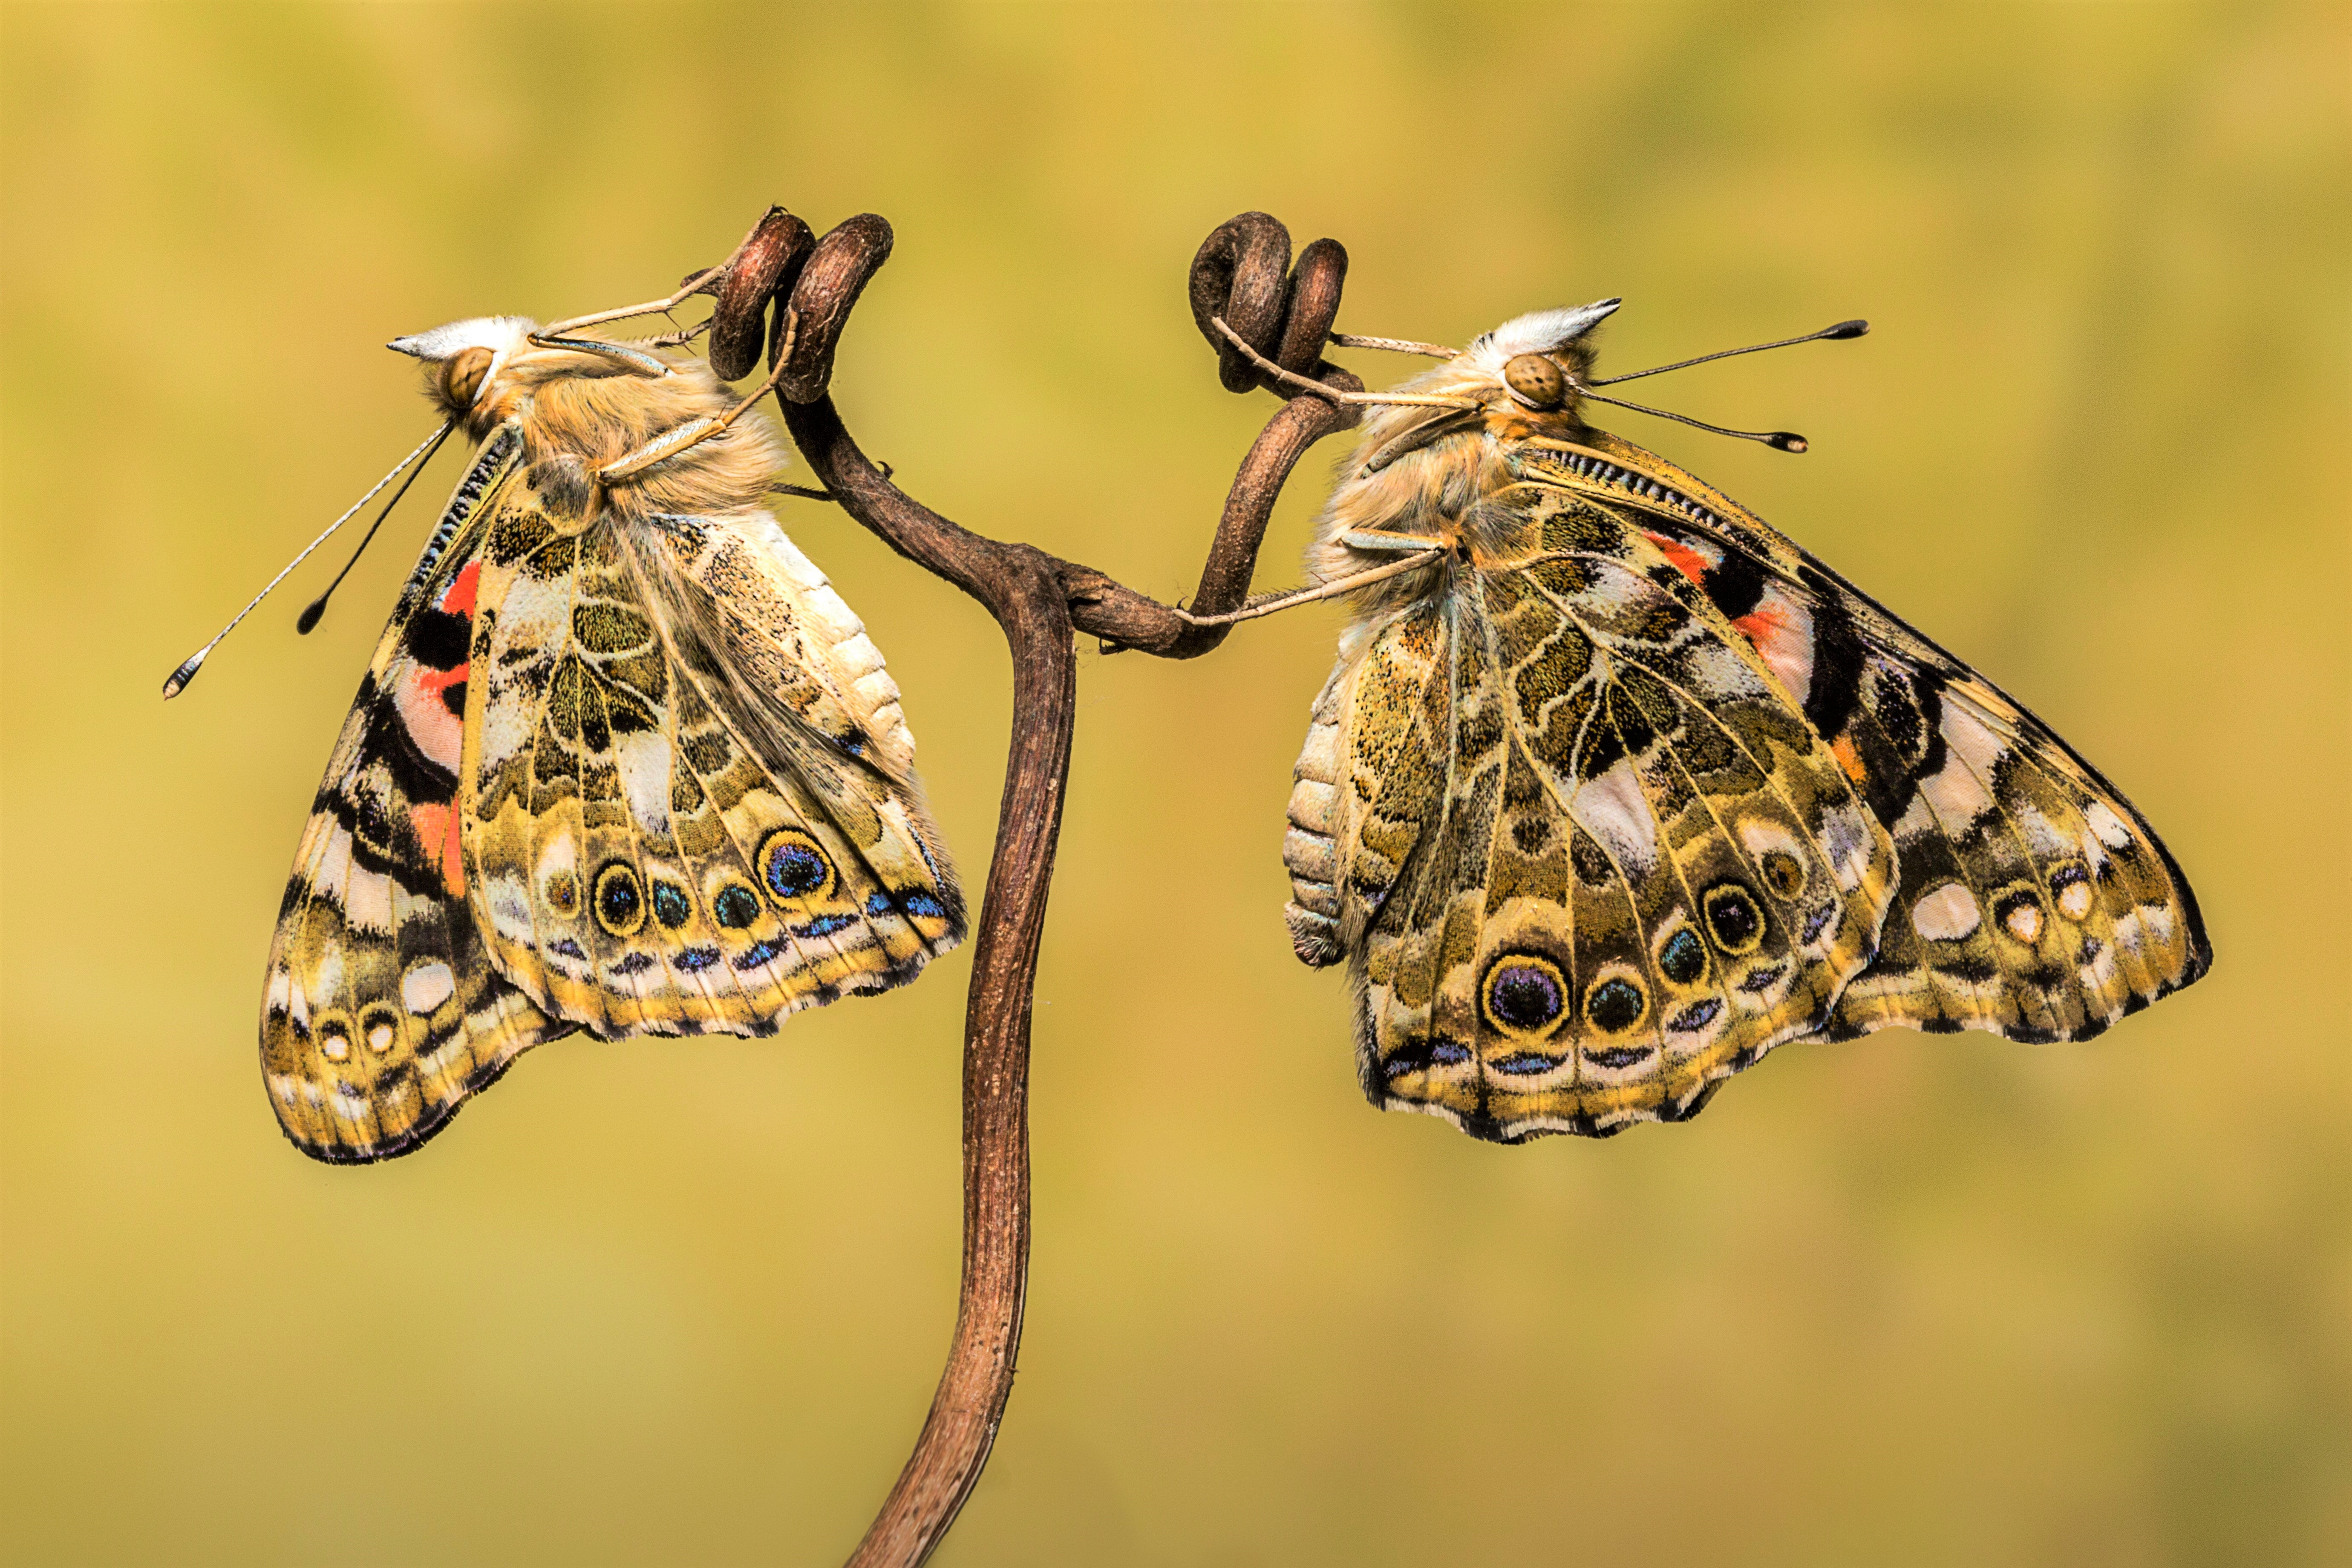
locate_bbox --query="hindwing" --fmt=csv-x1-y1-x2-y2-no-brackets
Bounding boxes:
1287,479,1900,1140
461,466,963,1035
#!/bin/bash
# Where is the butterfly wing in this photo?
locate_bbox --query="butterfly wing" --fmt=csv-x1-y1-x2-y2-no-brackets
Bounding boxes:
1288,479,1900,1140
461,472,963,1037
262,428,568,1161
1523,431,2211,1043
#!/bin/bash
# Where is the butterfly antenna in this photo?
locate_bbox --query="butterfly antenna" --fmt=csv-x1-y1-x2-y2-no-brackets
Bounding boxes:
297,419,456,634
161,421,453,700
1588,319,1868,386
1574,387,1813,453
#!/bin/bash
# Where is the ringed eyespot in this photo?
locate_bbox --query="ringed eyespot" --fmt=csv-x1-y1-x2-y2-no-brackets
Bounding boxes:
593,862,645,937
651,881,692,930
758,828,833,903
1993,888,2044,945
1760,850,1807,900
712,883,761,930
1502,352,1566,409
361,1008,399,1056
543,869,580,918
1482,955,1568,1035
1585,976,1647,1033
1704,882,1765,954
2049,864,2095,922
441,345,493,411
1658,926,1709,986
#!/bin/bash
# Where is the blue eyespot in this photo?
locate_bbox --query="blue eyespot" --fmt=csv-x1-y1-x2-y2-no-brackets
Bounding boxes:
713,885,761,930
759,830,832,902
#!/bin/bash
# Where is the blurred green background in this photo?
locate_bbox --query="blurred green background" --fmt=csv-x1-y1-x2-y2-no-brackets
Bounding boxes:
3,3,2346,1564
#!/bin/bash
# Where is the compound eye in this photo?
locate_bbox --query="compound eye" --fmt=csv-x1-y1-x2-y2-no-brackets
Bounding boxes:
1503,353,1566,409
441,346,494,410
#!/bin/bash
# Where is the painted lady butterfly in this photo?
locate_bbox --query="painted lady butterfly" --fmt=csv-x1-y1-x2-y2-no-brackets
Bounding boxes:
1276,303,2209,1141
244,315,963,1161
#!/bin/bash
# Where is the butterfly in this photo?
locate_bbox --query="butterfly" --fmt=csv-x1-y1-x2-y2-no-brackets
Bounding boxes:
1273,303,2209,1142
249,315,963,1162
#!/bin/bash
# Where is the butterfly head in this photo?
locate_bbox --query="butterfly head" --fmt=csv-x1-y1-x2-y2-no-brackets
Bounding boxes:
1459,300,1620,415
1335,300,1618,502
390,316,539,429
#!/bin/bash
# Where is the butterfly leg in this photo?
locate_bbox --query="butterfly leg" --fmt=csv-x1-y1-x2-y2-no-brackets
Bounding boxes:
1173,549,1445,626
594,313,806,490
530,265,729,349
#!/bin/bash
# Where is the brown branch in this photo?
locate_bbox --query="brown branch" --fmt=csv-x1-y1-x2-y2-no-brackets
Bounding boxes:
693,206,1358,1565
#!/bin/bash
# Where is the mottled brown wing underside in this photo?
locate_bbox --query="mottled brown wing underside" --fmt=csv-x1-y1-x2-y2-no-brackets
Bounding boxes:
264,425,964,1163
1286,432,2207,1142
463,484,962,1036
1287,481,1900,1140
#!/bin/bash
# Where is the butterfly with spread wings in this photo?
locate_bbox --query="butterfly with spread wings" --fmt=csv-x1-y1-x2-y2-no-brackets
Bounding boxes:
219,315,962,1162
1264,303,2208,1141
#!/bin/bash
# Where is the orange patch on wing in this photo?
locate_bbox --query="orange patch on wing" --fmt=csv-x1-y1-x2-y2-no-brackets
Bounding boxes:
1731,602,1789,646
410,802,467,896
1830,734,1869,785
1643,530,1710,586
441,559,481,618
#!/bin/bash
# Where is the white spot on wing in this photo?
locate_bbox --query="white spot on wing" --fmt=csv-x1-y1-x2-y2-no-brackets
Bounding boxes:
1912,882,1982,942
2086,800,2134,850
1572,759,1658,875
343,866,393,934
1920,750,1995,823
402,961,455,1015
614,730,671,836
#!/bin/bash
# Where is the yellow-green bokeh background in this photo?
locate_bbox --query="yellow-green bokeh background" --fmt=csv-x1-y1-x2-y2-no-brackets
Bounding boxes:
4,4,2346,1564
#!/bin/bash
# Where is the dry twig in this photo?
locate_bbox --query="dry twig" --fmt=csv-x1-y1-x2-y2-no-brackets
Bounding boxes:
696,205,1358,1565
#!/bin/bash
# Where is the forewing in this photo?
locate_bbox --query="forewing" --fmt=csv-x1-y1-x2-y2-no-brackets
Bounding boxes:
1287,482,1899,1140
462,482,963,1036
262,427,568,1162
1523,432,2211,1041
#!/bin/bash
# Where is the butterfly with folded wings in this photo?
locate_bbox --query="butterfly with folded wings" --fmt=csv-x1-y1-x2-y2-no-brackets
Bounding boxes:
234,315,962,1162
1274,303,2209,1141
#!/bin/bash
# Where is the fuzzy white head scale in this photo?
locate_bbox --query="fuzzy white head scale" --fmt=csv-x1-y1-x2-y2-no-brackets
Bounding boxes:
387,316,538,403
1461,300,1620,376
